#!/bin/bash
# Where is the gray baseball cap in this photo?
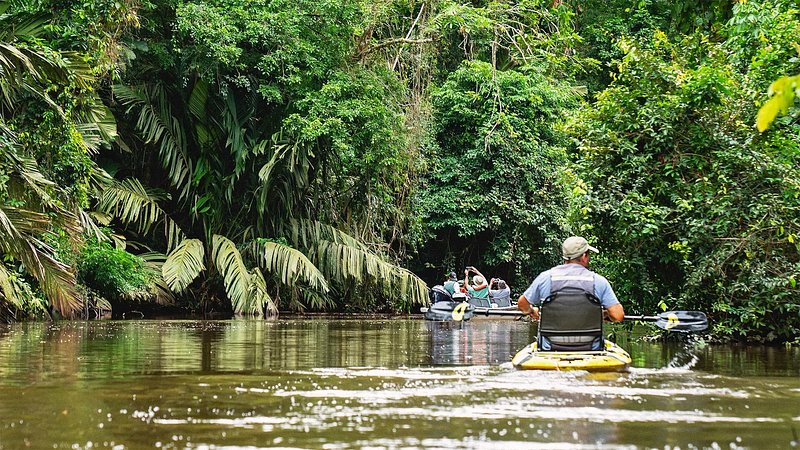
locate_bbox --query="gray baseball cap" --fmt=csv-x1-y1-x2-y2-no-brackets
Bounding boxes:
562,236,599,260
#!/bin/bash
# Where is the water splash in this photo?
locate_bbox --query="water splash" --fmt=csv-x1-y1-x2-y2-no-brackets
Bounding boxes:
665,333,707,370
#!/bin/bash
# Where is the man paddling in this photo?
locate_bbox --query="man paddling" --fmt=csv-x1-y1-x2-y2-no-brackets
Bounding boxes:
517,236,624,323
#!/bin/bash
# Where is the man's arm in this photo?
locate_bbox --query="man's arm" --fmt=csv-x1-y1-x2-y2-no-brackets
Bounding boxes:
594,274,623,322
605,303,624,322
518,271,549,320
517,294,540,320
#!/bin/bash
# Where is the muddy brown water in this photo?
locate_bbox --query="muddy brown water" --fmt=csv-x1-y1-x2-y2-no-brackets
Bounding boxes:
0,318,798,449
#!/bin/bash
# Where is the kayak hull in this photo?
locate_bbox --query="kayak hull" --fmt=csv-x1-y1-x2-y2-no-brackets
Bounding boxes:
512,339,631,372
475,303,522,318
421,303,518,321
423,301,474,321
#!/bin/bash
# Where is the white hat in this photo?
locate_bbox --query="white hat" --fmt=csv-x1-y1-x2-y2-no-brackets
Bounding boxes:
562,236,599,260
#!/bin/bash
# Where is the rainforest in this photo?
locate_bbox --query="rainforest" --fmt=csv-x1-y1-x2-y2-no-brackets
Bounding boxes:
1,0,798,343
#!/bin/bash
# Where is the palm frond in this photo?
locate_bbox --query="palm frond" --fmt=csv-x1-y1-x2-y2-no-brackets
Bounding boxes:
223,92,249,179
113,83,193,199
138,251,176,305
317,239,428,308
0,7,48,41
248,268,276,316
249,239,329,293
60,51,95,91
37,248,81,316
0,263,48,315
256,139,290,189
78,210,109,243
0,43,65,114
0,263,20,308
211,234,261,315
162,238,205,292
283,218,428,308
0,147,55,206
0,206,81,316
289,218,367,251
75,102,118,154
86,165,114,196
187,78,208,122
97,178,185,250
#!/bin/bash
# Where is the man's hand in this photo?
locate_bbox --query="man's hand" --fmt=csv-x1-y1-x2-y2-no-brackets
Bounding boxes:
517,295,539,320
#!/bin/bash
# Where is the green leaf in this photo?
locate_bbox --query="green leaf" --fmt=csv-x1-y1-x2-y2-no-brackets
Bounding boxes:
163,239,205,292
212,235,261,315
250,240,329,293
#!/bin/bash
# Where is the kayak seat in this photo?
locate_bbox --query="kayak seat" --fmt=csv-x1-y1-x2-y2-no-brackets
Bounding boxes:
452,291,468,302
429,285,453,304
538,289,604,351
468,297,492,308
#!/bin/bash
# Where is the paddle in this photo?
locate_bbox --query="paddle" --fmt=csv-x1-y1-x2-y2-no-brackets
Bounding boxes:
623,311,708,332
477,309,709,332
451,302,470,321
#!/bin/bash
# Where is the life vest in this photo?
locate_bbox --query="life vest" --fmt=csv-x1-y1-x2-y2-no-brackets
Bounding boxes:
550,264,595,295
443,280,458,294
539,264,603,351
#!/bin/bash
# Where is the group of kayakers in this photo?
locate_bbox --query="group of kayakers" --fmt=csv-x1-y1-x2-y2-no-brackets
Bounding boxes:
441,266,512,306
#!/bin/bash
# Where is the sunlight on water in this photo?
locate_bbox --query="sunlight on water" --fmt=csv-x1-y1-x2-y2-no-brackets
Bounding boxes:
0,319,798,449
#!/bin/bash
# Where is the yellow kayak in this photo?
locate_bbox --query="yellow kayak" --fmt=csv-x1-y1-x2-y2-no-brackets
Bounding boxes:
512,339,631,372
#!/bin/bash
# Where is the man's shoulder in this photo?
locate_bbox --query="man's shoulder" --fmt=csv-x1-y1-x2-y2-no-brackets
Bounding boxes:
535,268,555,280
590,271,611,284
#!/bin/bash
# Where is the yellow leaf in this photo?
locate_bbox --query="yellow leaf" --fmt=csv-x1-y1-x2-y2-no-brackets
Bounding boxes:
756,95,784,132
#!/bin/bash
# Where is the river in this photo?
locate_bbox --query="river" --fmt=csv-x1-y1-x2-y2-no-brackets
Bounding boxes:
0,318,797,449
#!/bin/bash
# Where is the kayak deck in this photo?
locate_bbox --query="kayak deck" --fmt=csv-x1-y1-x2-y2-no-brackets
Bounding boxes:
512,339,631,372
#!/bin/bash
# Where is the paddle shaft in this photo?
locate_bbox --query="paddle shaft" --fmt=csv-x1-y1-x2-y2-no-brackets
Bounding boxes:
477,309,707,331
624,315,662,321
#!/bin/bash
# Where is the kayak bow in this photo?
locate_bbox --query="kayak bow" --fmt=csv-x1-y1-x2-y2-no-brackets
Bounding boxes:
512,339,631,372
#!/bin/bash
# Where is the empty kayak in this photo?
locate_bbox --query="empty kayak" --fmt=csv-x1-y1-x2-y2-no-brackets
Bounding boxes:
512,339,631,372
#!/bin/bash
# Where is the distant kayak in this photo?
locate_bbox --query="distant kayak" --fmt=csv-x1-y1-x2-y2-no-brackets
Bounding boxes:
512,339,631,372
422,284,518,321
420,301,519,321
422,300,474,321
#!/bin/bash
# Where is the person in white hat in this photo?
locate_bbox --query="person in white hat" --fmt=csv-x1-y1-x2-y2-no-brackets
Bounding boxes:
464,266,490,301
517,236,624,322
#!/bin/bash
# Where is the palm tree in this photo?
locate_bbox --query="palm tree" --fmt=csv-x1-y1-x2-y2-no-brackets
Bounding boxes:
101,75,428,315
0,145,83,317
0,1,120,317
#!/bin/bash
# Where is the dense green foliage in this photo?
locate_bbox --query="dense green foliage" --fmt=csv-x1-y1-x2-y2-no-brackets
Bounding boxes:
78,238,153,299
568,2,800,342
1,0,798,341
415,61,574,279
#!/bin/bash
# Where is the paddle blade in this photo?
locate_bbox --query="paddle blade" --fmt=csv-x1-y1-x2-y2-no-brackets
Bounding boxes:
654,311,708,332
452,302,470,321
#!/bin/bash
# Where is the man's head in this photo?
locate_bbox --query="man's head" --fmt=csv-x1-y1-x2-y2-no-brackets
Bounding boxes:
562,236,599,261
473,275,485,286
448,271,457,281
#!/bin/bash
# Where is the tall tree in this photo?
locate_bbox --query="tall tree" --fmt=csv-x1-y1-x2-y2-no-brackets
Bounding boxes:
101,0,428,314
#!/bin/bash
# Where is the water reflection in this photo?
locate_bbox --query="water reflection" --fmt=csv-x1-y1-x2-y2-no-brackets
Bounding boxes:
426,320,532,365
0,319,798,449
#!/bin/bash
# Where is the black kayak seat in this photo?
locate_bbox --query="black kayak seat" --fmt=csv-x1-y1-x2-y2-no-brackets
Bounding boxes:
429,285,453,304
538,288,604,351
